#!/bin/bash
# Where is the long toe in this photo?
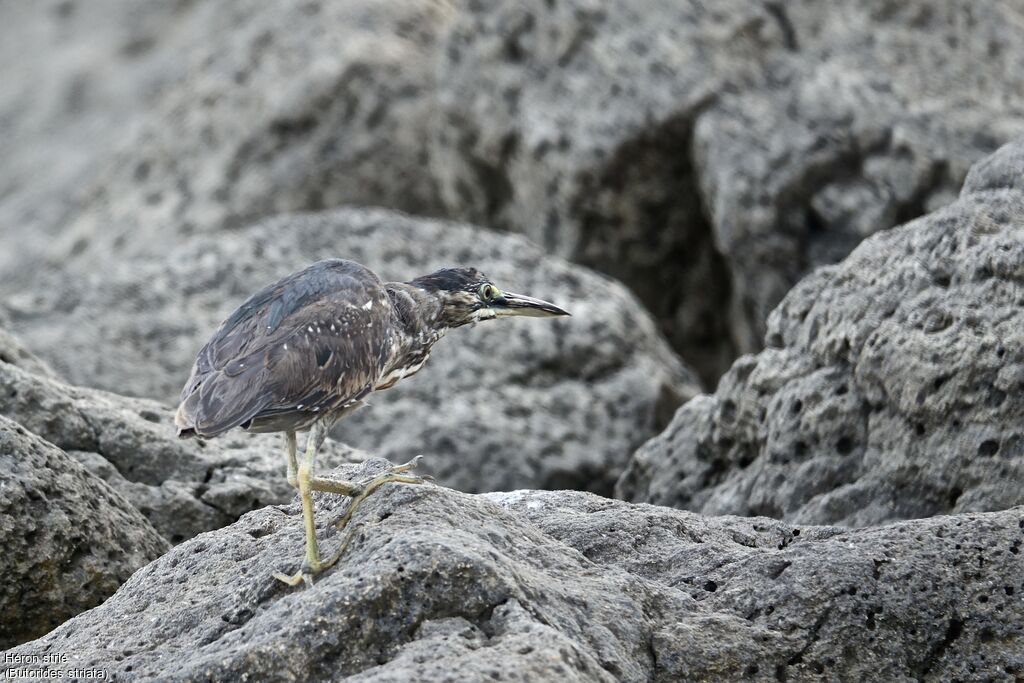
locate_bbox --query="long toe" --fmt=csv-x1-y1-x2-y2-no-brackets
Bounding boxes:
353,471,426,492
334,471,429,533
273,570,307,587
389,454,424,474
274,558,324,588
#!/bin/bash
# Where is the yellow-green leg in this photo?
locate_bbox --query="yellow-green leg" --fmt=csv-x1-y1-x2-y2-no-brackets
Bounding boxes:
274,421,330,587
286,431,355,493
273,422,427,587
285,431,298,489
319,458,428,571
287,430,418,495
331,456,425,530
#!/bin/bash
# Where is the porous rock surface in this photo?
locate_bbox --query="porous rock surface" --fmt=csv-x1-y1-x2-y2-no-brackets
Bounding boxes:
0,415,168,648
5,208,697,495
0,0,196,282
618,139,1024,526
0,0,450,289
434,0,1024,381
0,353,361,543
9,461,1023,680
0,326,55,378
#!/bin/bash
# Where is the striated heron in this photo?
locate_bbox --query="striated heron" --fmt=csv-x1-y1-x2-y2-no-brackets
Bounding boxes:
175,259,569,586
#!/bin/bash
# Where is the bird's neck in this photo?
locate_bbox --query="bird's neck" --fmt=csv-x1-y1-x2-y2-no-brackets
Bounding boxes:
382,282,449,369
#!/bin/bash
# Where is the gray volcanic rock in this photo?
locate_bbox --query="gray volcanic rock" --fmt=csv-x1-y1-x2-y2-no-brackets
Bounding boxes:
433,0,755,384
618,139,1024,526
9,466,1023,680
0,354,361,543
0,415,168,648
7,1,1024,392
0,0,449,290
963,138,1024,196
433,0,1024,381
0,0,199,282
0,327,54,377
5,208,697,495
691,0,1024,354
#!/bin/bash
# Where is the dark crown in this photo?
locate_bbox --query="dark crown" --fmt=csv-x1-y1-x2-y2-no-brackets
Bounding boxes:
410,267,488,293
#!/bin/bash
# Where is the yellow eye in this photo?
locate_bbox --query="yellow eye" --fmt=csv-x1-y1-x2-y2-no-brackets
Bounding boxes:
478,284,499,301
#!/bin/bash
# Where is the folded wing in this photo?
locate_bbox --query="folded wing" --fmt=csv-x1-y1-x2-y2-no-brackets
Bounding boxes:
175,259,393,438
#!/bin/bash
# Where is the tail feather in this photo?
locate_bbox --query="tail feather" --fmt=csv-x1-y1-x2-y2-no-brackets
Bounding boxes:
174,368,271,440
175,390,201,439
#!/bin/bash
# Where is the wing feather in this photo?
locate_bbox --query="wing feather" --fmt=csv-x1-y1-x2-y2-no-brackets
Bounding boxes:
176,259,394,437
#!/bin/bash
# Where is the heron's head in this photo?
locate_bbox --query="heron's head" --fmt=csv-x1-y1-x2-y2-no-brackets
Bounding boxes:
411,267,570,328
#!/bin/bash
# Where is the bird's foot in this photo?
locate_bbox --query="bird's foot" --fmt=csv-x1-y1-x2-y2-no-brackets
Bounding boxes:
333,467,431,532
370,455,434,485
273,542,350,587
388,454,425,475
274,461,430,588
307,457,428,495
272,555,338,588
316,469,429,571
272,568,310,587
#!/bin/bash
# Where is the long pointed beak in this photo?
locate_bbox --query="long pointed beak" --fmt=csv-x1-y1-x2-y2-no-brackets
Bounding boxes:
491,291,571,318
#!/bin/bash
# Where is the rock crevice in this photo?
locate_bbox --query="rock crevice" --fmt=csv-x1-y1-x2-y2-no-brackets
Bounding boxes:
619,139,1024,528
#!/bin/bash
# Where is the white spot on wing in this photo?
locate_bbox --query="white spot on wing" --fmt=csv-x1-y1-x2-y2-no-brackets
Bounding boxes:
362,300,373,310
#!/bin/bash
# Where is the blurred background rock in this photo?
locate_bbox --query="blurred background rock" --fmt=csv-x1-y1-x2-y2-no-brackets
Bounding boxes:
6,0,1023,387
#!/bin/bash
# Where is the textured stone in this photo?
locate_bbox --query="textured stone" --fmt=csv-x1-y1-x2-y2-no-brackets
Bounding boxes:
0,0,198,282
10,1,1020,390
618,139,1024,526
0,415,167,648
433,0,757,384
5,208,696,495
0,353,360,543
8,468,1023,680
0,327,54,378
0,0,449,291
433,0,1024,382
962,138,1024,196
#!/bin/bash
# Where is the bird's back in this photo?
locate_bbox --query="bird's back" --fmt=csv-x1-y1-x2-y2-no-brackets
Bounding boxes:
176,259,395,438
